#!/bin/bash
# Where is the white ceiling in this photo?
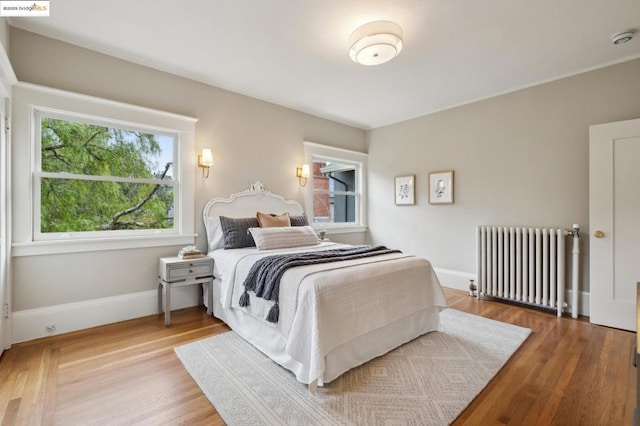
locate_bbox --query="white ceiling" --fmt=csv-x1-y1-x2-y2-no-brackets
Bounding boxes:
9,0,640,129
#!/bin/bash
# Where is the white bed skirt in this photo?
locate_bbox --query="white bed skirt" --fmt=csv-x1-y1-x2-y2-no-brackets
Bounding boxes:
205,279,443,385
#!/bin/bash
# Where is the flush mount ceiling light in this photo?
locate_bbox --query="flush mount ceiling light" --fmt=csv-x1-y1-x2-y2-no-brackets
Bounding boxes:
349,20,403,66
611,31,634,45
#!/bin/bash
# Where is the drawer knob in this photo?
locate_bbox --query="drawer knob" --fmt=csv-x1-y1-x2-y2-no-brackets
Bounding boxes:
189,269,194,273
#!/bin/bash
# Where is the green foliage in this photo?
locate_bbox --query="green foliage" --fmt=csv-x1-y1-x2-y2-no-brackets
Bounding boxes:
40,118,174,233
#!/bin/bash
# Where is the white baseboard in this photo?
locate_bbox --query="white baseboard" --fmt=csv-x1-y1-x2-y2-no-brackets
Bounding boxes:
12,286,201,344
434,268,590,317
567,288,590,317
11,269,592,344
434,268,476,292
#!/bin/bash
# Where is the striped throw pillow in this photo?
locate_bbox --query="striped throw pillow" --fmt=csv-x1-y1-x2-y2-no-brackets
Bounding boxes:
248,226,320,250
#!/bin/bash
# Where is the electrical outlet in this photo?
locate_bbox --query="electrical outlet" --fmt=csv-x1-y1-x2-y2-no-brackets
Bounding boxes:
46,324,56,332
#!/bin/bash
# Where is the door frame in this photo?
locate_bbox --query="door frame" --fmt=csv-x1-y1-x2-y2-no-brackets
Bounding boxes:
0,40,17,353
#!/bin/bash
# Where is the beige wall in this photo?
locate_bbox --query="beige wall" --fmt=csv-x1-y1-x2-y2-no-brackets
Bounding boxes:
367,58,640,293
9,28,365,311
9,25,639,315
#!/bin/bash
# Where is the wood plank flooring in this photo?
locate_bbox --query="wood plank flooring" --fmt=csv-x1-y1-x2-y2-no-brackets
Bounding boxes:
0,288,635,425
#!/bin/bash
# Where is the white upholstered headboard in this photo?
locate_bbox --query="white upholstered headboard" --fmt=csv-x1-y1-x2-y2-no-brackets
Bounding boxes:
202,181,305,252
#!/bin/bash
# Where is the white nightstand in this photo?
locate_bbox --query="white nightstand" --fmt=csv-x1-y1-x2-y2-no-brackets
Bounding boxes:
158,256,214,326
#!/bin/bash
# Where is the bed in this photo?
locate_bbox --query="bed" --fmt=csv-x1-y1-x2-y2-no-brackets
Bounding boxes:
203,182,447,391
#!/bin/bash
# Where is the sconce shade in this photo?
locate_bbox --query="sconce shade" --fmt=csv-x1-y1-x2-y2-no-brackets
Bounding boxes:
349,21,403,66
296,164,310,187
198,148,213,178
200,149,214,167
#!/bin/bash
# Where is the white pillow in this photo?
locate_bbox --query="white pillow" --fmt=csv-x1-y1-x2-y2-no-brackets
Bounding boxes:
248,226,320,250
205,216,225,252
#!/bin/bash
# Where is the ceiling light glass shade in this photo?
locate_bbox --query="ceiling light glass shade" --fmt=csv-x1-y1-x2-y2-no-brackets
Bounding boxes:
349,21,403,66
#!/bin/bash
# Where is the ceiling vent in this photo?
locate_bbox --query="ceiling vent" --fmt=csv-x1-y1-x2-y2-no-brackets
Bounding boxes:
611,31,634,45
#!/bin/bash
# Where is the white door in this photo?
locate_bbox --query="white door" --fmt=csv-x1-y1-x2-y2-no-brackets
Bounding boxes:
589,118,640,331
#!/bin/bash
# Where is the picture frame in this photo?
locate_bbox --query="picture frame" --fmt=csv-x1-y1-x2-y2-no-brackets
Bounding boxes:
429,170,454,204
394,174,415,205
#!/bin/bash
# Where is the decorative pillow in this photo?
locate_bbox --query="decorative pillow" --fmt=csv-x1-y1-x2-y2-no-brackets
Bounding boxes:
289,213,309,227
204,216,225,252
257,211,291,228
248,226,320,250
219,216,259,249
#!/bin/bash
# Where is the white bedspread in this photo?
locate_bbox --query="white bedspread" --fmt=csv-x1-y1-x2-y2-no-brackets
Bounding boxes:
210,243,447,385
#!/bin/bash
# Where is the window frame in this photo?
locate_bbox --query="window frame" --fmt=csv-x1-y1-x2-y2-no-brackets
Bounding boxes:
12,83,197,257
303,141,368,234
33,108,180,241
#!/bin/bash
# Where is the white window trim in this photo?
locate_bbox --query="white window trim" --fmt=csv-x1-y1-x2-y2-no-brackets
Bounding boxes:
12,83,197,256
303,141,368,234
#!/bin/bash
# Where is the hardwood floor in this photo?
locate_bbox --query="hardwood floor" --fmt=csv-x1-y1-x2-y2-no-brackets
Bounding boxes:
0,288,635,425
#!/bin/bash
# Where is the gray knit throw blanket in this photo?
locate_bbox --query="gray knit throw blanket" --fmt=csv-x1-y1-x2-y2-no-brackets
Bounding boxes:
239,245,401,323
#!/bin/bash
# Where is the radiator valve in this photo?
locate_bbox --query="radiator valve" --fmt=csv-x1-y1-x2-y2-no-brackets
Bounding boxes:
566,223,580,237
469,279,477,297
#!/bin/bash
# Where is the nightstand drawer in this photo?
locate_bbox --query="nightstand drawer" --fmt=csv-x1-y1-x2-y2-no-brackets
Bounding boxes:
159,257,214,282
167,262,212,280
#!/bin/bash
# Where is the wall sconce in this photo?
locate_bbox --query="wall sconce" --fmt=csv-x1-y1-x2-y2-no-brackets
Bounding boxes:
296,164,310,187
198,148,214,178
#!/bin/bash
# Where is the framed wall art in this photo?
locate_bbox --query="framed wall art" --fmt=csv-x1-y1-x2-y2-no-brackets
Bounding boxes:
429,170,454,204
394,174,415,205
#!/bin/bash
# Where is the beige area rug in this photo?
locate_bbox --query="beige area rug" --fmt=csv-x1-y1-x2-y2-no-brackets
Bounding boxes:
175,309,531,425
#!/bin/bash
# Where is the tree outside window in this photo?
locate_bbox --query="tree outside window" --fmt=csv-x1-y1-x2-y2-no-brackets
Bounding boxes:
37,114,176,236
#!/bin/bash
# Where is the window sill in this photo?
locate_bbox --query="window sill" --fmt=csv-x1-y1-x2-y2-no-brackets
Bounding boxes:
12,234,197,257
312,225,368,235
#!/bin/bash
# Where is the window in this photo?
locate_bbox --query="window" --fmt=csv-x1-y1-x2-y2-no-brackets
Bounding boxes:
35,111,177,239
12,83,197,256
311,159,357,223
303,142,367,233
